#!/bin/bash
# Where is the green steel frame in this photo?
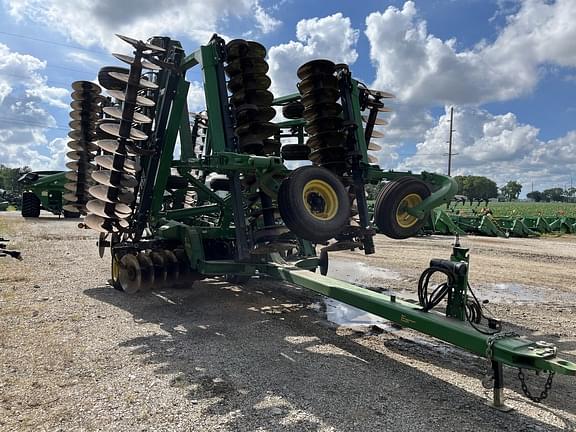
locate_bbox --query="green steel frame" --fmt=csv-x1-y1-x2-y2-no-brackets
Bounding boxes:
108,35,575,409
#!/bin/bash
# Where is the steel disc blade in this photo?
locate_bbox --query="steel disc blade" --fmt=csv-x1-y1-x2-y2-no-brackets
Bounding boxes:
96,139,136,156
368,155,378,164
84,214,128,233
89,185,135,204
69,110,99,121
71,91,97,101
71,81,101,93
149,251,168,284
68,129,96,141
107,71,158,90
98,233,107,258
102,106,152,124
69,119,99,130
136,253,155,291
366,89,395,99
92,170,138,188
65,171,78,182
115,34,165,53
225,58,269,76
106,90,155,107
230,89,274,107
63,192,84,202
228,74,271,92
368,142,382,151
67,140,99,152
86,199,131,219
226,39,267,59
112,53,161,70
63,203,85,213
95,155,141,173
161,250,180,281
99,122,148,141
65,160,95,172
378,106,393,113
361,115,388,126
370,130,385,138
70,100,100,111
296,59,336,80
118,254,142,294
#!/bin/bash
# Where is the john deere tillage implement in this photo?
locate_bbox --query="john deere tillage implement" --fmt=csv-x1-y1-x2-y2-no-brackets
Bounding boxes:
64,34,575,409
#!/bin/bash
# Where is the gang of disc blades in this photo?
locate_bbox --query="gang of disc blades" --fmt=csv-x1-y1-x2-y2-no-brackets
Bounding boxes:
148,251,168,285
99,122,148,141
116,34,165,53
112,53,161,70
102,106,152,124
107,71,158,90
161,250,180,281
136,253,155,291
225,58,269,76
230,89,274,107
117,254,141,294
227,74,271,92
89,185,135,204
106,89,155,107
92,170,138,188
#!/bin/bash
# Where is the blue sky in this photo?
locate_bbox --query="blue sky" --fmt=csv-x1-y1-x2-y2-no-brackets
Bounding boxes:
0,0,575,195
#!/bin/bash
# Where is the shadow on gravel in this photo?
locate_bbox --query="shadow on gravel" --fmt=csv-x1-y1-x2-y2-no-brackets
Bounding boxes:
85,280,574,432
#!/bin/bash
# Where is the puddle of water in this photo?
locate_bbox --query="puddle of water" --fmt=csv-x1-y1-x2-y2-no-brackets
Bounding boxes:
323,298,391,327
476,283,574,304
326,259,401,288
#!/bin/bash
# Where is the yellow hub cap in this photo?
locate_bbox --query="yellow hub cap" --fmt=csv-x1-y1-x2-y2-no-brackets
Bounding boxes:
396,193,422,228
302,179,338,221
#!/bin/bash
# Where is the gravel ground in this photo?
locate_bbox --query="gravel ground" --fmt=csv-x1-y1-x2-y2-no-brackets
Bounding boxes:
0,212,575,432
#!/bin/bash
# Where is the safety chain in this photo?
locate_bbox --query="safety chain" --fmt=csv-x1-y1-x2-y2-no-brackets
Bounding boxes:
485,331,519,360
518,369,555,403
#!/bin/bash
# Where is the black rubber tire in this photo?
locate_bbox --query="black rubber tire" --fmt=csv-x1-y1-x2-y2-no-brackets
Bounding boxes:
281,144,311,161
278,166,350,243
21,192,40,217
282,101,304,119
318,249,329,276
374,177,431,239
110,252,123,291
63,210,81,219
210,177,231,192
98,66,129,91
166,175,188,190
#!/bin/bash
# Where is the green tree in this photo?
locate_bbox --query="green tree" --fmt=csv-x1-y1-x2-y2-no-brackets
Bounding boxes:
500,180,522,201
542,187,564,202
526,191,543,202
453,175,498,200
0,165,31,194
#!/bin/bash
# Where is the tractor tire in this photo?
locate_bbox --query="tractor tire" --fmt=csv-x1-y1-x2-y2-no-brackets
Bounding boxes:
98,66,129,91
373,177,431,239
278,166,350,243
282,101,304,119
63,210,81,219
21,192,40,218
281,144,310,161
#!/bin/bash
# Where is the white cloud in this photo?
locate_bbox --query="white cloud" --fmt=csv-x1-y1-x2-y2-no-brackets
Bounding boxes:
0,43,67,170
365,0,576,107
267,13,359,96
5,0,282,51
398,106,576,190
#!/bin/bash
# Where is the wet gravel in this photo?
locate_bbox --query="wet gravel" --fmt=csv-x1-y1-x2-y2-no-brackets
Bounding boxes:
0,212,575,431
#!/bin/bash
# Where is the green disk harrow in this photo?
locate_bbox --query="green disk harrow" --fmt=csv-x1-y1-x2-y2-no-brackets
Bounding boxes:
63,34,575,410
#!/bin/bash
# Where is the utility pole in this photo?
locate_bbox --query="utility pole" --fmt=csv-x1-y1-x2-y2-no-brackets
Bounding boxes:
447,107,455,176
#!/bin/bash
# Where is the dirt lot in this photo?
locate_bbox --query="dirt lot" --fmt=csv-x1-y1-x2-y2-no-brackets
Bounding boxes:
0,212,575,431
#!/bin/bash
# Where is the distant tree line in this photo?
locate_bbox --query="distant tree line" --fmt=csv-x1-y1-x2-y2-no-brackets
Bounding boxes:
0,165,31,194
453,176,522,201
527,187,576,202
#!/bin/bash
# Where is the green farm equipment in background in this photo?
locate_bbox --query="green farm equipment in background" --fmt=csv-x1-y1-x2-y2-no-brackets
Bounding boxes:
18,171,80,218
62,34,574,409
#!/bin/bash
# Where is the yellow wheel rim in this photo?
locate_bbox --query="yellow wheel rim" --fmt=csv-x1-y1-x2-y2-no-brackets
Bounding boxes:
396,193,422,228
302,179,339,221
112,255,120,282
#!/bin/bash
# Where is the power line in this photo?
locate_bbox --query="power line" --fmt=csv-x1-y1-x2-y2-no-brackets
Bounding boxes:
0,30,110,58
0,117,69,131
